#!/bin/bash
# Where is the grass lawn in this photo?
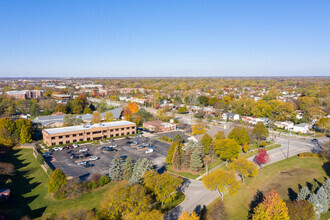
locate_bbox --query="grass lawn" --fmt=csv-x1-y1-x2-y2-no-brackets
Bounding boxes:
166,165,200,179
239,144,281,159
160,192,185,213
0,147,116,219
206,156,329,220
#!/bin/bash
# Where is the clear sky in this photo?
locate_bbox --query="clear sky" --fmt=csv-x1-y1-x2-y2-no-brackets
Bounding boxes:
0,0,329,77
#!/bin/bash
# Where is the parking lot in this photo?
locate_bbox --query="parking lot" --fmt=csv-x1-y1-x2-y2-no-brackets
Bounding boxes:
44,137,170,179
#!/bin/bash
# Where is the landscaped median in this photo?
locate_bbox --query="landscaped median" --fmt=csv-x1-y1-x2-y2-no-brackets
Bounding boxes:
203,155,329,220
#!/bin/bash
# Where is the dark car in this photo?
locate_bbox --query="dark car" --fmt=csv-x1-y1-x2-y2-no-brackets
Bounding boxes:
108,139,115,143
311,138,318,142
67,150,74,154
120,155,127,162
84,153,92,157
83,163,94,168
125,137,130,140
48,149,55,153
63,146,68,150
70,154,78,159
42,152,52,157
148,146,156,149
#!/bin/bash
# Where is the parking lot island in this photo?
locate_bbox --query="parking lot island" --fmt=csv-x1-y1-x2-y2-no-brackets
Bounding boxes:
42,121,136,146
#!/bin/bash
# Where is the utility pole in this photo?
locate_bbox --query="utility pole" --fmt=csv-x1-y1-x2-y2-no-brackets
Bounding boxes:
287,140,290,159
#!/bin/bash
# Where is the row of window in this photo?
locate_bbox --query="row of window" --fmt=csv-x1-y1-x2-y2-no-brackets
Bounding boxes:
50,131,136,145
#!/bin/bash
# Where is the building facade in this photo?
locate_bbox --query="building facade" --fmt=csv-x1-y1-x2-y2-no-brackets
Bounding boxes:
42,121,136,146
143,120,176,133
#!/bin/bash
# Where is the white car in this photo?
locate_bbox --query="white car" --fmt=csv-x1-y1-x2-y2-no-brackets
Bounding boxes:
58,147,64,150
79,148,88,152
73,144,79,148
89,156,99,161
145,148,154,154
77,161,88,165
53,147,59,151
110,144,118,148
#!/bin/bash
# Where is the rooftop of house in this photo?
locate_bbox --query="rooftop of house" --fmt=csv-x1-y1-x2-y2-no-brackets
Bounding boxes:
43,120,135,135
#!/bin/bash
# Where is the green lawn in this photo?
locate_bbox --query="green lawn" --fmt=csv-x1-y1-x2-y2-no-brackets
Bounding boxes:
0,147,116,219
166,165,201,179
206,156,329,220
239,144,281,158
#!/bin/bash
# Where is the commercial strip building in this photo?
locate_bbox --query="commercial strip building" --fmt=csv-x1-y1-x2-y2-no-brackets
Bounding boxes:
42,120,136,146
143,120,176,133
6,90,44,99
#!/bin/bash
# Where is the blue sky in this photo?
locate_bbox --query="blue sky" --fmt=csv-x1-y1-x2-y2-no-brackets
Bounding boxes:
0,0,329,77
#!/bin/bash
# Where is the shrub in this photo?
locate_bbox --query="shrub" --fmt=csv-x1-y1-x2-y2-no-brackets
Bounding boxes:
298,152,322,158
37,154,45,165
87,180,98,189
161,136,169,142
54,187,67,199
98,175,110,187
259,141,267,147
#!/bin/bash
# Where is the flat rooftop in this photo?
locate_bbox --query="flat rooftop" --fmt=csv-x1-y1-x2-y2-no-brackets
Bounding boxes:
44,120,135,135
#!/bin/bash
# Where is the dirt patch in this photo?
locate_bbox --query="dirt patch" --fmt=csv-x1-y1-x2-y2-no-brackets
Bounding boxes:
258,167,321,201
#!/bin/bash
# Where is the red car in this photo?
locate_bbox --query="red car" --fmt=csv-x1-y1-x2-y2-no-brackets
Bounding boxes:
67,145,73,149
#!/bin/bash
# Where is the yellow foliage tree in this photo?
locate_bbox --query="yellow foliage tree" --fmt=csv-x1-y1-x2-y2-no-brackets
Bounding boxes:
179,211,199,220
229,158,258,183
128,102,139,114
91,111,101,123
192,123,206,135
104,112,114,122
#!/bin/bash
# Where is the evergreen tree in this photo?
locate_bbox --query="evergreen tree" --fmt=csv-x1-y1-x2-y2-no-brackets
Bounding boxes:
311,180,320,193
181,149,192,170
172,146,181,170
297,186,311,201
316,187,328,213
308,194,321,218
323,178,330,203
109,154,123,181
129,158,152,185
190,148,203,172
196,141,205,158
48,169,67,193
122,157,134,180
19,124,32,144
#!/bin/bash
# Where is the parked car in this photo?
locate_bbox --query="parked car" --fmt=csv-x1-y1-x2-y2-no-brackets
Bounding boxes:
89,156,99,161
182,147,187,151
67,150,74,154
63,146,68,150
53,147,59,151
83,163,94,168
49,149,55,153
311,138,318,142
73,144,79,148
79,148,88,152
84,153,92,157
148,146,156,149
120,155,127,162
145,148,154,154
70,155,79,159
42,152,52,156
130,142,138,146
137,145,145,149
58,147,64,150
108,139,115,143
142,143,149,147
77,161,88,165
67,145,73,149
110,144,118,148
145,137,150,141
125,137,130,140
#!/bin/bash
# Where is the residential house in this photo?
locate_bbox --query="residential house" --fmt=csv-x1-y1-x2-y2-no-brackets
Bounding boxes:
293,123,312,134
222,113,240,121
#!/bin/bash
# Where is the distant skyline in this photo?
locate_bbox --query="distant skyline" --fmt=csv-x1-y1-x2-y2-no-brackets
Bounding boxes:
0,0,329,77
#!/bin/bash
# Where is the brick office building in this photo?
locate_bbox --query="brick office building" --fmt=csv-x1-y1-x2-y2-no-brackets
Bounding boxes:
143,120,176,133
42,121,136,146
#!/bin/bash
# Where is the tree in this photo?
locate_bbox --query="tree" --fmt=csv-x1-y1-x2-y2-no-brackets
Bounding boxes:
315,118,330,134
308,194,321,218
172,146,181,170
48,169,67,193
0,117,15,133
297,186,311,201
252,189,290,220
54,103,67,113
316,186,328,213
122,106,132,120
98,99,107,112
228,127,250,145
0,127,13,147
91,111,102,123
19,124,32,144
0,162,15,175
30,103,40,117
143,170,183,206
173,134,183,144
63,115,83,126
201,133,213,154
213,139,240,165
243,142,249,153
203,169,240,201
214,130,225,140
104,111,114,122
229,158,258,183
198,96,208,105
179,211,199,220
252,122,269,147
166,142,179,164
287,200,316,220
178,105,188,114
254,149,270,168
109,154,123,181
99,183,153,220
128,102,139,114
83,107,93,114
39,99,57,113
129,158,152,185
122,157,134,180
192,122,206,135
190,148,203,172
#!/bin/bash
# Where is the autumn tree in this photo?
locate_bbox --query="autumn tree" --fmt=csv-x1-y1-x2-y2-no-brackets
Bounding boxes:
172,146,181,170
48,169,67,193
173,134,184,144
287,200,316,220
179,211,199,220
99,183,153,220
203,169,240,201
201,133,213,154
214,130,225,140
122,106,132,120
192,122,206,135
166,142,179,164
143,170,183,206
83,107,93,114
254,149,270,168
252,189,289,220
0,162,15,175
252,122,269,147
213,139,240,165
19,124,32,144
229,158,257,183
243,142,249,153
128,102,139,114
178,105,188,114
54,103,67,113
228,127,250,145
91,111,102,123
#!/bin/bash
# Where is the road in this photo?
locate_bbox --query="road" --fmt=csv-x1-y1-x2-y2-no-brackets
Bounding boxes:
166,135,322,219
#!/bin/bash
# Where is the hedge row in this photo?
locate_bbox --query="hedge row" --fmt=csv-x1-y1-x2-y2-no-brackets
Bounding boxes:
298,152,323,158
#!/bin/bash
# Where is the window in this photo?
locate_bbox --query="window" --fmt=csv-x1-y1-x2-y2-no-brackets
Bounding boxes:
66,141,69,143
66,135,69,138
80,139,83,142
93,131,101,134
116,134,119,136
110,129,113,132
73,134,76,137
132,126,135,129
52,143,55,146
87,138,90,141
126,132,130,135
59,136,63,138
59,141,63,145
110,134,113,137
126,127,129,130
121,133,124,136
115,129,119,131
121,128,124,130
79,133,83,136
73,140,77,143
132,131,135,134
87,132,90,135
51,137,55,140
